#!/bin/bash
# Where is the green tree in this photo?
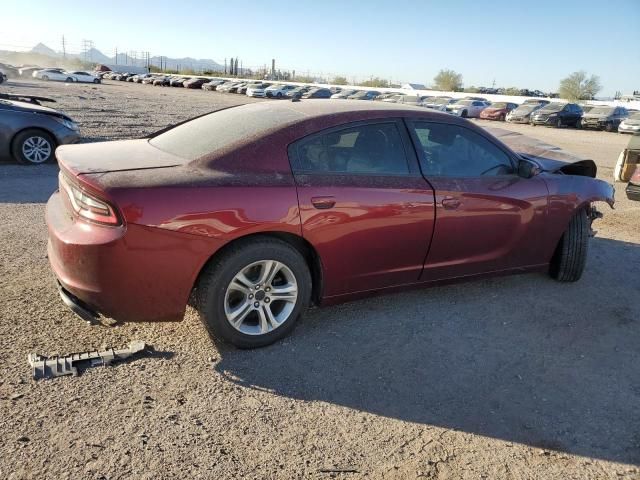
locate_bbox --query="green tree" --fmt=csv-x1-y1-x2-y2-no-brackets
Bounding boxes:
558,71,602,101
332,76,348,85
361,77,389,88
433,69,463,91
464,86,480,93
504,87,521,96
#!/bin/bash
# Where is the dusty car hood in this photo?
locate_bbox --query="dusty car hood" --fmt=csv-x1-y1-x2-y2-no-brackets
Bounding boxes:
486,127,597,177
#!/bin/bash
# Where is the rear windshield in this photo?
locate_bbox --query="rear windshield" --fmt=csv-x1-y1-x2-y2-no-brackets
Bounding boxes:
588,106,615,115
149,104,304,161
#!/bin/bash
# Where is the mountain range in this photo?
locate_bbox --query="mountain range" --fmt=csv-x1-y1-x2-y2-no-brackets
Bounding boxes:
29,42,224,72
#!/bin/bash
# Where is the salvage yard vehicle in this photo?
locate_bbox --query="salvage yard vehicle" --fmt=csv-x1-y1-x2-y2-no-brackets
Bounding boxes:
618,112,640,134
581,106,629,132
479,102,519,121
68,71,101,84
33,68,74,82
615,134,640,200
265,84,297,98
202,79,226,90
0,94,80,164
347,90,381,100
246,83,273,97
46,101,614,348
423,96,455,111
301,87,333,99
331,89,358,99
530,102,583,128
506,103,545,124
288,86,312,98
446,99,489,118
183,77,210,89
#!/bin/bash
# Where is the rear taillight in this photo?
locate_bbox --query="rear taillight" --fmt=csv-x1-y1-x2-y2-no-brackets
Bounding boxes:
60,173,120,226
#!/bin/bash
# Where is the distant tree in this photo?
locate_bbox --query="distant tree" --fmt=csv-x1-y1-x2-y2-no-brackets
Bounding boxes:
558,71,602,101
361,77,389,88
294,75,316,84
504,87,521,96
332,76,348,85
464,86,480,93
433,69,463,91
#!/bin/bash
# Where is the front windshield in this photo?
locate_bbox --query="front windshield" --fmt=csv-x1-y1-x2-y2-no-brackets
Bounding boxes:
588,106,615,116
454,100,473,106
512,105,536,114
490,102,508,108
540,103,565,112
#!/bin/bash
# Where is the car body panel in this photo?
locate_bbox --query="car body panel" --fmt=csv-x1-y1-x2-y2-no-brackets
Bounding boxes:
46,101,614,324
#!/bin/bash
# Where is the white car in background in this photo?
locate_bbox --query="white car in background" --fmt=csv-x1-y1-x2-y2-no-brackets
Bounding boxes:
246,83,272,98
68,71,101,83
446,99,490,118
618,111,640,134
33,68,75,82
264,84,296,98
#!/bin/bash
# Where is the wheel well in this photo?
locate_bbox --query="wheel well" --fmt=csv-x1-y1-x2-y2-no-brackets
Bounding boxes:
193,232,324,305
11,127,57,152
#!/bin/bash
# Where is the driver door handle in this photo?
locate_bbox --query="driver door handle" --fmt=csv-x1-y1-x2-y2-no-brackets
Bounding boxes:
442,197,461,210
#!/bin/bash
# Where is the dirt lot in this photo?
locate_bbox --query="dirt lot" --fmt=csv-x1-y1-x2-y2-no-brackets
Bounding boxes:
1,78,639,480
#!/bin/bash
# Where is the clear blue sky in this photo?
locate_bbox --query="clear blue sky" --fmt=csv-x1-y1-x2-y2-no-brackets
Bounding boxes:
2,0,639,96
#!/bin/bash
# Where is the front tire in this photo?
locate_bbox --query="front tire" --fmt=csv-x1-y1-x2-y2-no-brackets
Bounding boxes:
549,209,589,282
195,238,311,348
11,129,56,165
556,117,563,128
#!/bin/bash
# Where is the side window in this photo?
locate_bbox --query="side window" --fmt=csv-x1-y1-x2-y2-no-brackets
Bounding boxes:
294,123,410,175
411,122,514,177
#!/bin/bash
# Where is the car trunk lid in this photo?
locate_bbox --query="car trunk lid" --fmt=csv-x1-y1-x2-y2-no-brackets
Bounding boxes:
56,139,184,176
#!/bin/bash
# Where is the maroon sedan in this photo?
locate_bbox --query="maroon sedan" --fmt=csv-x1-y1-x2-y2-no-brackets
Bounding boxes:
47,101,614,348
479,102,519,121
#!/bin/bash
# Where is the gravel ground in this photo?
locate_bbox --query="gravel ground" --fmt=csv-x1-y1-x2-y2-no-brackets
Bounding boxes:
0,78,639,480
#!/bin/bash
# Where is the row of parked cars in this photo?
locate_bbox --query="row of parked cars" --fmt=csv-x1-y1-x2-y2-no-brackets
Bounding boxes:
100,72,640,134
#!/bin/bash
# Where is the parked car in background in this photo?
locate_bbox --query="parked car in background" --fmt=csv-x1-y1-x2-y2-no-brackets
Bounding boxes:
202,79,226,90
618,112,640,134
581,106,629,132
19,66,42,77
235,83,252,94
530,103,583,128
506,103,546,124
287,86,312,98
265,84,297,98
0,63,20,78
33,68,74,82
134,74,153,83
246,83,273,97
423,97,455,111
118,73,134,81
183,77,209,89
0,94,80,164
0,69,6,84
45,101,614,348
479,102,519,121
217,82,241,93
170,77,187,87
347,90,380,100
446,99,489,118
68,71,101,84
301,87,333,99
376,92,403,101
331,89,358,99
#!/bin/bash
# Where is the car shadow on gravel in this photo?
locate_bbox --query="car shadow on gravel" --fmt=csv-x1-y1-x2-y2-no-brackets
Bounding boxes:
214,237,640,465
0,164,59,203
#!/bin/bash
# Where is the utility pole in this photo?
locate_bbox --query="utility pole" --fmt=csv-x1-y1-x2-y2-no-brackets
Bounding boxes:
224,58,227,74
114,47,118,65
61,35,66,59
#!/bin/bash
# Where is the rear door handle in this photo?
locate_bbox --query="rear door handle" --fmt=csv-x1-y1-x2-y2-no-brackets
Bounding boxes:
441,197,461,210
311,196,336,210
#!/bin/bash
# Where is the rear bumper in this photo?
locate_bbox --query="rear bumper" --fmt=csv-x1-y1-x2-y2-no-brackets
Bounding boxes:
46,190,215,323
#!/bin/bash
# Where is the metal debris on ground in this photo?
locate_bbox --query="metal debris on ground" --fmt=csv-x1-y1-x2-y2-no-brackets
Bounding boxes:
28,340,147,380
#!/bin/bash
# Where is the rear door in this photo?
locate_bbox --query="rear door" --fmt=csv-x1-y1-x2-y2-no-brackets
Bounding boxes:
289,119,436,297
406,120,549,281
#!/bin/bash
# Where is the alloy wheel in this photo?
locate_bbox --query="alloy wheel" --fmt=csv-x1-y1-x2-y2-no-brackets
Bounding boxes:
224,260,298,336
21,136,52,163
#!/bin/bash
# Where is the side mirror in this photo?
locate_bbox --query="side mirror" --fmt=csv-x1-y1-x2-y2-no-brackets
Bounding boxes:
518,159,541,179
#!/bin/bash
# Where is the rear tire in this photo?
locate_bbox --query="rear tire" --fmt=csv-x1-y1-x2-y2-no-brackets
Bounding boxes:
549,209,589,282
195,238,312,348
11,129,56,165
461,110,468,118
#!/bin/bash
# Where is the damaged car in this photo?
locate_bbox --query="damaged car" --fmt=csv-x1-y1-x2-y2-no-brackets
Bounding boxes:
506,103,546,124
46,101,614,348
479,102,519,121
0,94,80,164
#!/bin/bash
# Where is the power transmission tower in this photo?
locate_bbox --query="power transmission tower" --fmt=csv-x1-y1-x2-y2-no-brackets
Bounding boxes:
81,39,94,63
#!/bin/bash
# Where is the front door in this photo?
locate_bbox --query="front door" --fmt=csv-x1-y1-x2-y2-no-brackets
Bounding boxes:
289,119,436,297
407,120,549,281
